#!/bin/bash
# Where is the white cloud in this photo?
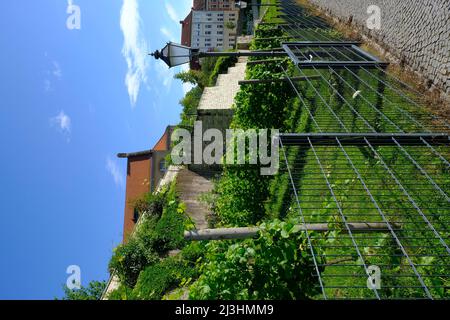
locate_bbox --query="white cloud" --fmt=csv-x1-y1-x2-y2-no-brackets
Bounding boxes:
181,64,194,94
44,79,52,92
165,1,192,25
155,60,175,90
160,26,177,43
52,61,62,79
44,60,62,92
50,111,71,142
120,0,149,107
106,156,125,188
165,2,179,24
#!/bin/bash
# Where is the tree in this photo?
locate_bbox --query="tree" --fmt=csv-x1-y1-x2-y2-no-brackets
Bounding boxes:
225,21,236,30
174,70,208,89
61,280,106,300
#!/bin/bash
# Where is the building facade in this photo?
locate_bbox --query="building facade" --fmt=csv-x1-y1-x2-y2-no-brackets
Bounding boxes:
117,126,174,241
191,10,238,51
206,0,235,10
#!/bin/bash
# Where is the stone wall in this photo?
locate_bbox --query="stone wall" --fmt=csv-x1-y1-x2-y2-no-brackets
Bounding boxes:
307,0,450,97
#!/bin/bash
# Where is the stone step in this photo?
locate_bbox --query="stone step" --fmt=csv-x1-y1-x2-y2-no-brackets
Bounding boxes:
215,74,228,86
177,176,214,183
177,182,213,188
176,168,214,230
178,189,213,196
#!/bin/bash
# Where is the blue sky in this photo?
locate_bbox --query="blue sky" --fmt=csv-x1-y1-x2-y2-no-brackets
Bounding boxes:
0,0,192,299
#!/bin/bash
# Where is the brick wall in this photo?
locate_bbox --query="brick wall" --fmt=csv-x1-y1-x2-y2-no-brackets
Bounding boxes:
123,155,151,241
307,0,450,96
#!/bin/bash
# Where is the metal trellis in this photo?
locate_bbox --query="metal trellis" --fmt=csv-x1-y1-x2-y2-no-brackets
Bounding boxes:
265,0,450,300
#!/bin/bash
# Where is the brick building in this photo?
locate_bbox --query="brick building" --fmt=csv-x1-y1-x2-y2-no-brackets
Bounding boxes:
117,126,174,240
206,0,235,10
192,0,236,10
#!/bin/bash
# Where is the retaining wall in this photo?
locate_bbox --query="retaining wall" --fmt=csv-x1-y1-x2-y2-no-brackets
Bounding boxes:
307,0,450,96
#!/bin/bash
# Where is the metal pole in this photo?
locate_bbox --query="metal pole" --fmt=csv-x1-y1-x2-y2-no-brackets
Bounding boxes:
198,51,287,58
239,75,321,85
184,222,401,241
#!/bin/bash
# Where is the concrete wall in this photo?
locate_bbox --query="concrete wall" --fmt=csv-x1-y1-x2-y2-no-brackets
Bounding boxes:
307,0,450,96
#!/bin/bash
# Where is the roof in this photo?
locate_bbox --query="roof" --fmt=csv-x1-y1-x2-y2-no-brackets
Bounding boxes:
117,125,176,159
180,11,193,47
193,0,206,10
117,150,153,158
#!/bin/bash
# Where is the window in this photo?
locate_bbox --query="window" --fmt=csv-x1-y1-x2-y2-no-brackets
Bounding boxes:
133,208,139,223
217,31,223,35
159,160,166,173
205,25,212,29
205,31,211,35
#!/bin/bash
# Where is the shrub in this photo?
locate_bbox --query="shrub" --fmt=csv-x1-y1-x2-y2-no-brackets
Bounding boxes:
132,191,167,219
132,257,196,300
181,242,207,263
61,280,106,300
152,200,187,253
189,219,324,299
108,182,188,288
214,166,270,226
107,284,134,300
108,236,160,287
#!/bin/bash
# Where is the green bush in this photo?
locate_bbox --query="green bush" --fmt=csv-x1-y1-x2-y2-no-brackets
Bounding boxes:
108,235,160,287
189,219,324,299
181,242,206,263
108,182,188,288
107,284,134,300
61,280,106,300
133,257,197,300
215,166,270,226
152,200,187,252
132,192,167,219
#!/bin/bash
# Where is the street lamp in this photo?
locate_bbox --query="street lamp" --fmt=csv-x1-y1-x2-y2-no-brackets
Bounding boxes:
149,42,199,68
150,42,286,69
234,1,279,9
235,1,248,9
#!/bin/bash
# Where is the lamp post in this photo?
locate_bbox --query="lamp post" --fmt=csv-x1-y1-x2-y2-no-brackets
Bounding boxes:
234,1,280,9
150,42,286,68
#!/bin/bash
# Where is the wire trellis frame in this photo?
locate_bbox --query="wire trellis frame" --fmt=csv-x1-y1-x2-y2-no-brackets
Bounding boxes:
262,0,450,300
